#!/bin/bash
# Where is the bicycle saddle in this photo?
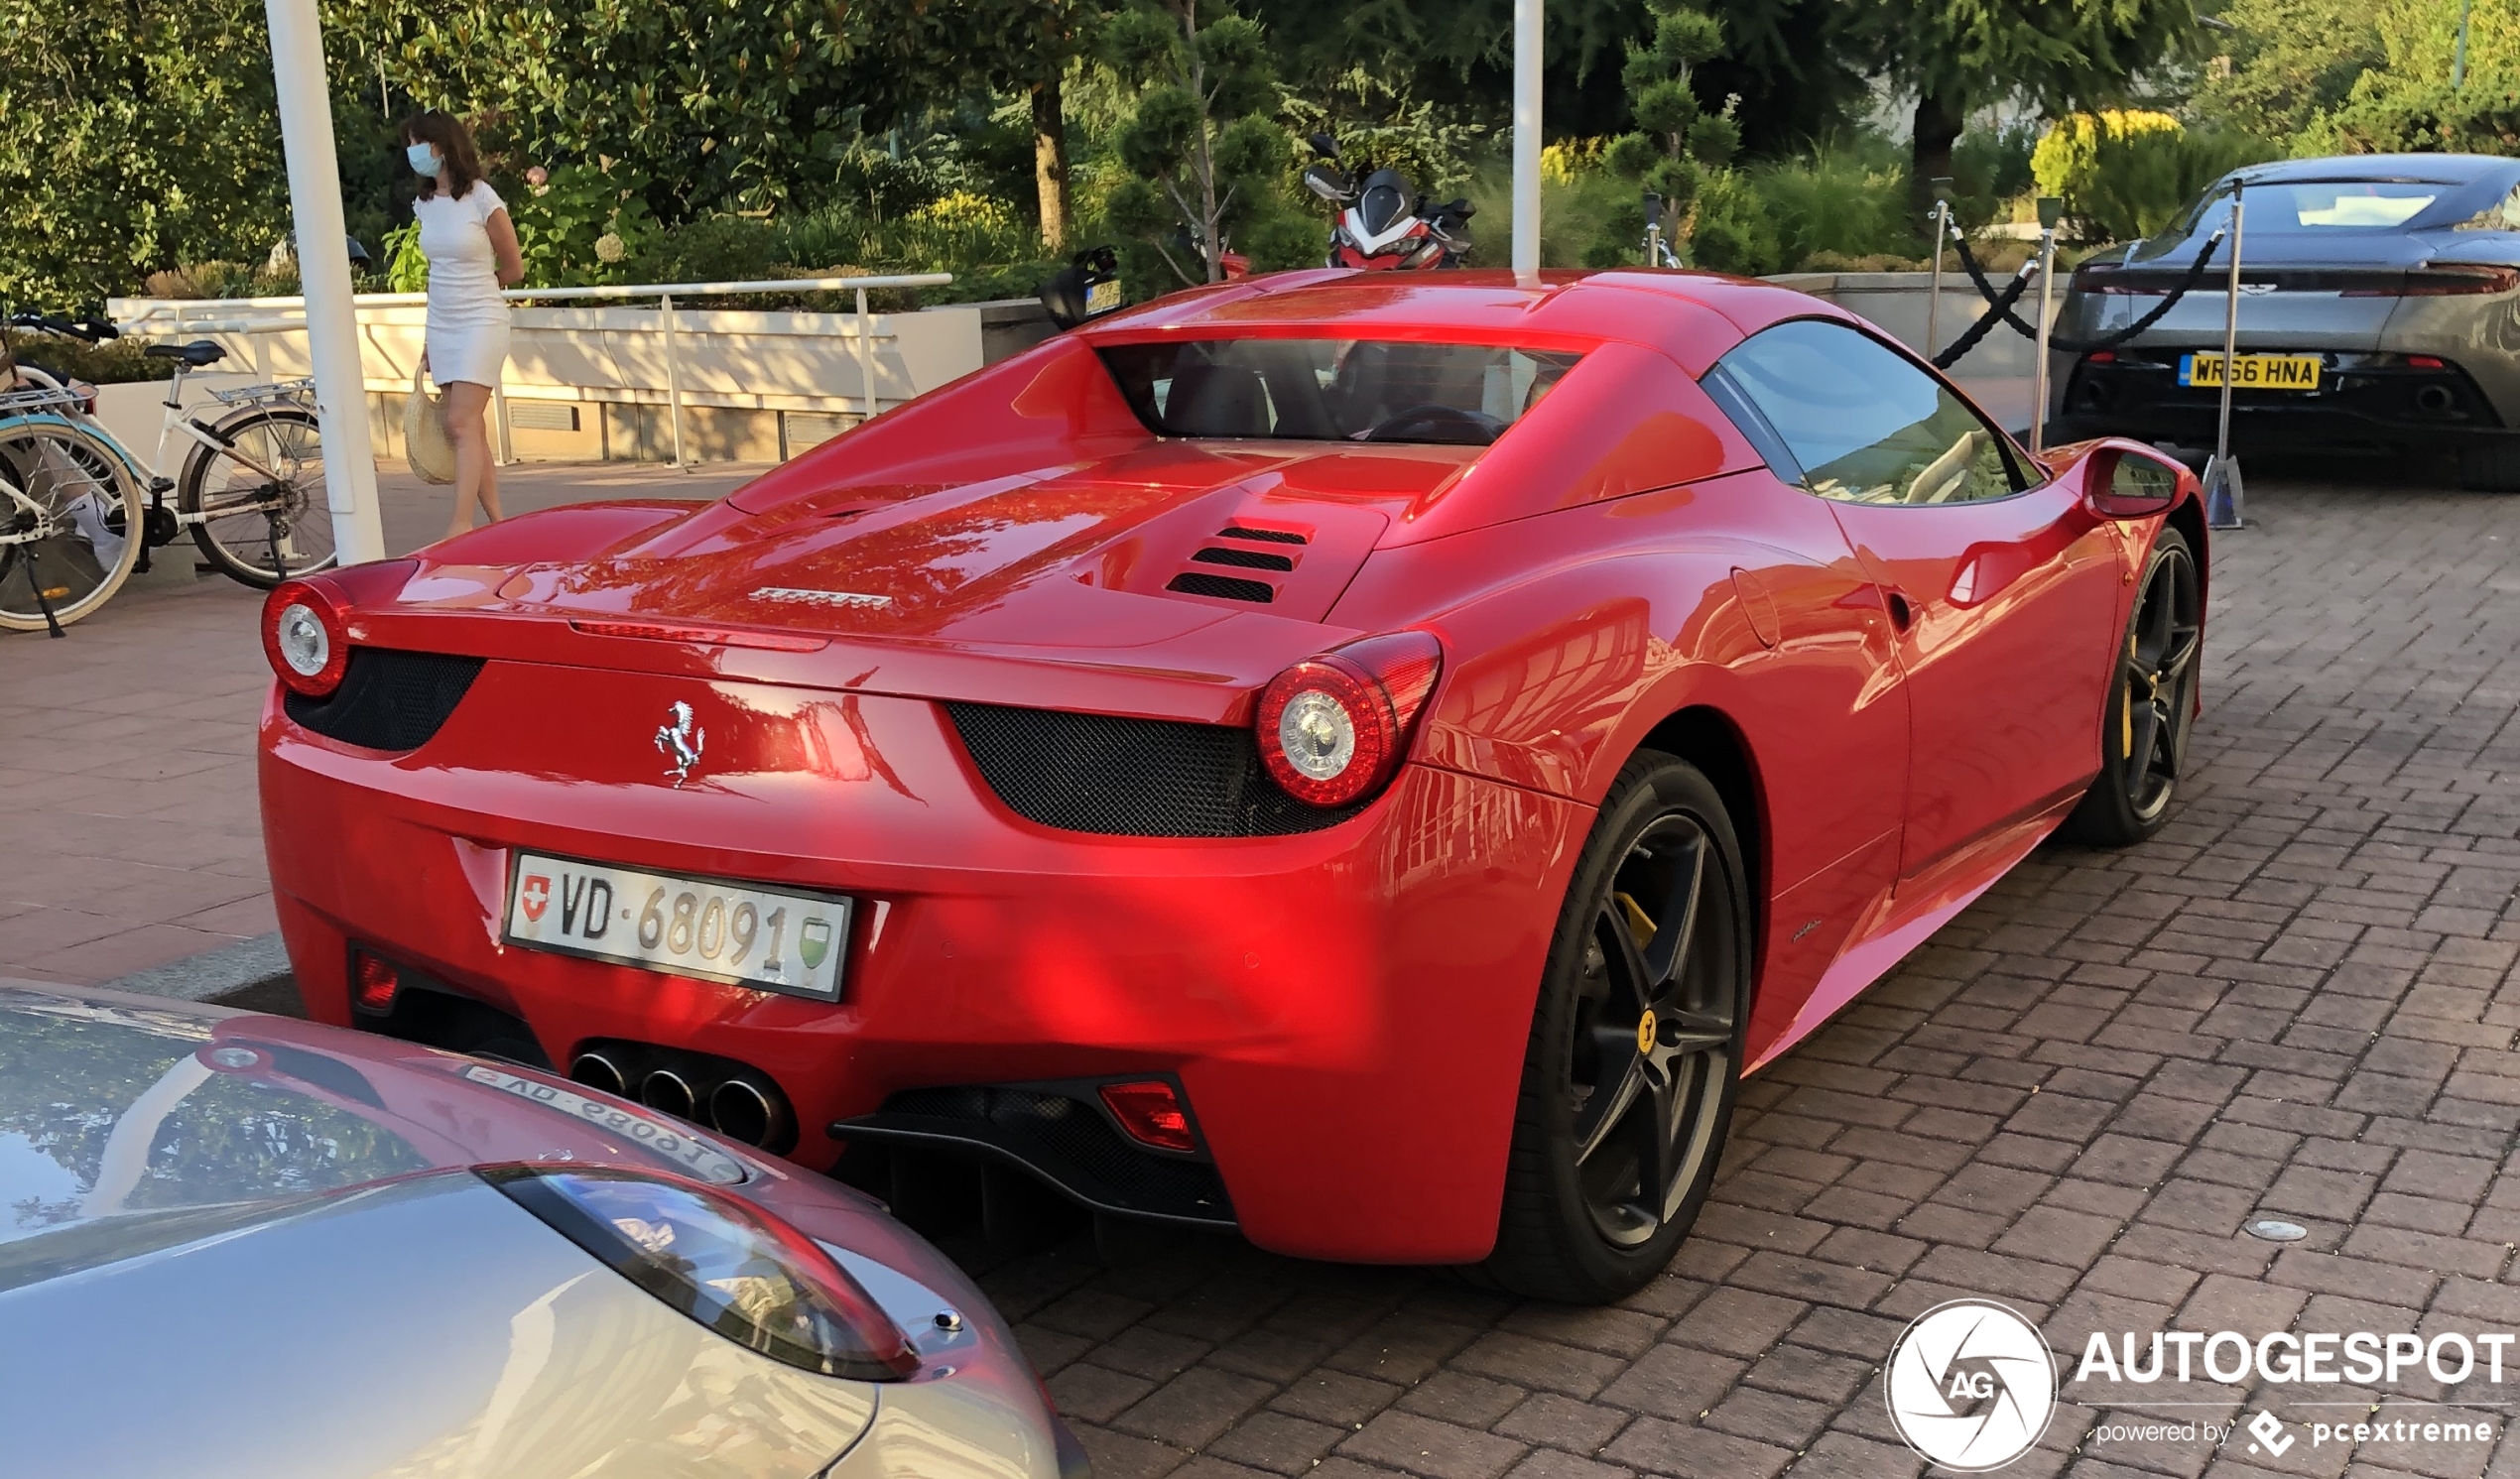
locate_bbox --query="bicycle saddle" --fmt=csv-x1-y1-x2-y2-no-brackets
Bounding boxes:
143,340,228,366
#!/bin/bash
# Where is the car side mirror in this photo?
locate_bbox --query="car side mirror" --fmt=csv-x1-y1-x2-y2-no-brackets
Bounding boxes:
1303,163,1351,203
1309,131,1339,160
2088,447,2183,518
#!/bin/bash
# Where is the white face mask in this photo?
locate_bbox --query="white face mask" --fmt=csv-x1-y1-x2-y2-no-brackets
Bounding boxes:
407,143,442,177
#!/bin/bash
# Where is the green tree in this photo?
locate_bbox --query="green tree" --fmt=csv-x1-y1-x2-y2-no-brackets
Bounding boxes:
1853,0,2199,213
2287,0,2520,153
1098,0,1307,285
1591,0,1751,265
359,0,886,218
0,0,293,306
2191,0,2384,145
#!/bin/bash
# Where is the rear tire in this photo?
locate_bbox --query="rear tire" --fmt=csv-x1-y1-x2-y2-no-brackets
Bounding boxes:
2062,527,2202,846
179,404,338,588
2457,443,2520,493
1480,751,1750,1303
0,416,144,632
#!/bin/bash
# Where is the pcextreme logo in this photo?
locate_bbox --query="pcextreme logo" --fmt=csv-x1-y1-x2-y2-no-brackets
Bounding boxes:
1884,1300,2058,1471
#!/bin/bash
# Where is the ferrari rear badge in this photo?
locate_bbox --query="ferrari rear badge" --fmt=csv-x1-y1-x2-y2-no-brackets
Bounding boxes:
751,586,893,610
655,700,706,788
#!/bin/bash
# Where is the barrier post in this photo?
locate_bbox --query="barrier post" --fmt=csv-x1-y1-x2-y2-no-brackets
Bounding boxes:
2205,183,2247,529
2030,195,2063,454
1925,180,1953,360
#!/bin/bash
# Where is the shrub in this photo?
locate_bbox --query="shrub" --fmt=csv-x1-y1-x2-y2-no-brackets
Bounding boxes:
2033,112,2275,242
3,327,164,384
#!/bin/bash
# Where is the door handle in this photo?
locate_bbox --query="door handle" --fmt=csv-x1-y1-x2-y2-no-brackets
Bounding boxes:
1883,589,1914,632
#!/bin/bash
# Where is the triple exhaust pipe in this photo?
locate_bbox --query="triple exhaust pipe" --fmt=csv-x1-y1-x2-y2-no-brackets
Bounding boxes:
569,1044,796,1152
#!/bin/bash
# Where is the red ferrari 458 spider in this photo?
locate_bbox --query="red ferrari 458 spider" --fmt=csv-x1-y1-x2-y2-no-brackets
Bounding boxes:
259,270,2204,1301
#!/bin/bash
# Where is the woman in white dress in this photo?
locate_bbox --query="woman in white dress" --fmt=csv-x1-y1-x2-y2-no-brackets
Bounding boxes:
401,111,523,540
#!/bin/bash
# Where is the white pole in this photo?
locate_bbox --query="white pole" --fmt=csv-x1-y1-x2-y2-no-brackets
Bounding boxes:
1512,0,1542,282
661,292,687,470
857,286,878,425
262,0,384,565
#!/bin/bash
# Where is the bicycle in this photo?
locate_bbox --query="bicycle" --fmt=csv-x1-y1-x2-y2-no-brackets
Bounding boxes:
6,312,338,588
0,382,147,635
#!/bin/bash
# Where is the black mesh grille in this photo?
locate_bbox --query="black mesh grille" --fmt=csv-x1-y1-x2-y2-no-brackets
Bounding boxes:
945,702,1362,837
1192,546,1296,571
283,649,485,751
1165,571,1276,603
1218,526,1308,545
871,1085,1234,1223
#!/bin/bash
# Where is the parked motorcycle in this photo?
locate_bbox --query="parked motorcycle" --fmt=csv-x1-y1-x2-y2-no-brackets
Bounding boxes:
1301,134,1473,271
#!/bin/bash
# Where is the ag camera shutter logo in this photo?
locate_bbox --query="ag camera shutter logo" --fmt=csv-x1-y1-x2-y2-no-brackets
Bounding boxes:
1885,1299,2057,1470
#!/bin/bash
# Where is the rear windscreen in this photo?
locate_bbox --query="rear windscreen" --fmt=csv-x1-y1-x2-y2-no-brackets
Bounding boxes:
2175,180,2446,234
1098,339,1582,445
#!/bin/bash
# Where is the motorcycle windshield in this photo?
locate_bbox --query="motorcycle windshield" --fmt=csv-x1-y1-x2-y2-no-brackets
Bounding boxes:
1357,171,1414,237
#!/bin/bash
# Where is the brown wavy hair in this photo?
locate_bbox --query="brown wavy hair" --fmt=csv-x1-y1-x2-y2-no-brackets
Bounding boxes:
400,110,485,202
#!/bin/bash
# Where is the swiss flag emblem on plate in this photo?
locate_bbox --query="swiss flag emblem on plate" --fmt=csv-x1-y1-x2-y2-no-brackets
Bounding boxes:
519,875,551,922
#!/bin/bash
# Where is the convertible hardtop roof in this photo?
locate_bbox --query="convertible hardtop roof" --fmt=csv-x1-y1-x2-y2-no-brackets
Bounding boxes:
1073,268,1840,363
2230,153,2520,187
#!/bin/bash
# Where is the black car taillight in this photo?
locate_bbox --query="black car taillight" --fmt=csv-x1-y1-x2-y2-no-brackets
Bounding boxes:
2342,266,2520,298
480,1164,919,1380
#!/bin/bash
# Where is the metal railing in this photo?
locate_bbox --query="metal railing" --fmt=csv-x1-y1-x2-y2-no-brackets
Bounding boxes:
117,272,953,469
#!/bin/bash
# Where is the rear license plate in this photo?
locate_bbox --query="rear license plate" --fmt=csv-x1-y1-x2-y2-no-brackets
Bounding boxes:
503,852,850,1001
2179,352,2323,391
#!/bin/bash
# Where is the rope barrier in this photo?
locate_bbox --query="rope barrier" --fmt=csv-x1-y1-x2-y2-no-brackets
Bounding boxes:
1931,260,2036,371
1933,226,2229,367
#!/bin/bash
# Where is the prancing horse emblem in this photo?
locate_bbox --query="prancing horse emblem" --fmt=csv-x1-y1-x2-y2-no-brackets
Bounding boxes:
655,701,705,787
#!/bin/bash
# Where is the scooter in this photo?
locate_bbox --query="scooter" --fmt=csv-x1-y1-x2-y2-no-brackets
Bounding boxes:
1301,133,1473,271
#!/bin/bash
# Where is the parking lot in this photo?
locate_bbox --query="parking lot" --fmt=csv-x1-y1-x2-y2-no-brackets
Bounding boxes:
959,464,2520,1479
6,458,2516,1478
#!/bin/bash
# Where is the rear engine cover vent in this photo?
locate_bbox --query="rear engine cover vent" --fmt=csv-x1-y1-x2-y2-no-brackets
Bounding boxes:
1162,524,1310,604
1164,571,1276,603
1191,546,1294,571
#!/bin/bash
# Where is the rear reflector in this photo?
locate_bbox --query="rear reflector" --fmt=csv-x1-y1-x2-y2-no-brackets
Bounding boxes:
570,620,828,653
2408,354,2447,369
1099,1080,1197,1152
352,952,399,1013
2085,350,2117,364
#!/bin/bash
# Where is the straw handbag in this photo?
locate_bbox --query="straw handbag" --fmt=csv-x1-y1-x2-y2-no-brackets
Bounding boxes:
402,364,456,484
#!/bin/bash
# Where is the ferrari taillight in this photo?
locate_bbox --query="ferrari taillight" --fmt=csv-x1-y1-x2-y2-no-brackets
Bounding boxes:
479,1164,920,1381
1255,630,1443,808
262,575,351,697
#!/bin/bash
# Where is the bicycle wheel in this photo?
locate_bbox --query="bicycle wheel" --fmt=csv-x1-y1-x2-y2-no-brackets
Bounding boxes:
0,416,145,632
179,404,339,588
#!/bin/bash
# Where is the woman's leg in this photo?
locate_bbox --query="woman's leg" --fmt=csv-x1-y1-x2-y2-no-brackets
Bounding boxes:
441,381,497,539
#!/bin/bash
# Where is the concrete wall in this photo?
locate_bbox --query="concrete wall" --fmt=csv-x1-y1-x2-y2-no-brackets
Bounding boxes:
103,295,1058,466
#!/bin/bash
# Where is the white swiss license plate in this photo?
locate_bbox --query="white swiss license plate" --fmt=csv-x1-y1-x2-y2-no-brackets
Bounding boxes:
503,852,850,1000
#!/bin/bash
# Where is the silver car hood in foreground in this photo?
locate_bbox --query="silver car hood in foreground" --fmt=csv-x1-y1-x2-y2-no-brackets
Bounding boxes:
0,1172,877,1478
0,989,1066,1479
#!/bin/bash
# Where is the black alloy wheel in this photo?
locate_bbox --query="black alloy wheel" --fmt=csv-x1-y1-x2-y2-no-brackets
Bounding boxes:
2064,527,2202,846
1483,751,1749,1303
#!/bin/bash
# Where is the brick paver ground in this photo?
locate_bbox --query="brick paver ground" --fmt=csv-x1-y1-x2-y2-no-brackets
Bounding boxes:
8,456,2516,1476
0,461,753,983
946,469,2520,1479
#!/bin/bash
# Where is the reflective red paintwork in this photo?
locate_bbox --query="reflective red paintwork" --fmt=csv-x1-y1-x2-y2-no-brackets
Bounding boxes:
259,269,2203,1264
